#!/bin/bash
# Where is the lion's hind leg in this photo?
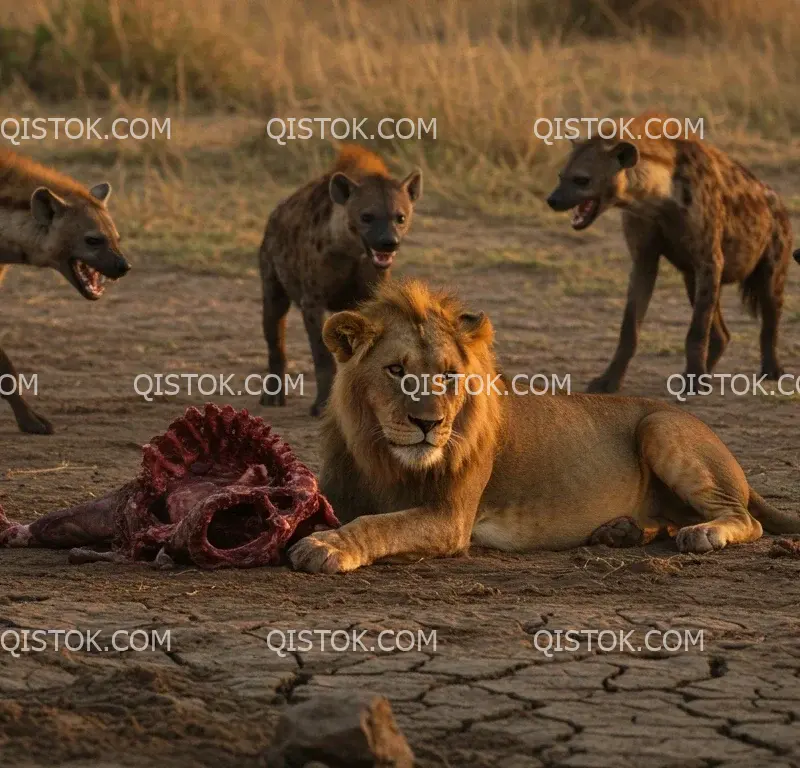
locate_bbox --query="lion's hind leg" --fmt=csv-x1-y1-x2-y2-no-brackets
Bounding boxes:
637,411,762,553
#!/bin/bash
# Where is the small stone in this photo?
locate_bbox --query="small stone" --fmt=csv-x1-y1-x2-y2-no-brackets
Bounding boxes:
265,691,414,768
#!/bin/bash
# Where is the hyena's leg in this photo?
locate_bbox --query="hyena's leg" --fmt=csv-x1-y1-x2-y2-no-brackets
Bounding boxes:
588,220,661,393
750,236,789,380
637,411,762,553
684,236,723,377
260,261,291,407
683,272,730,372
0,346,53,435
300,299,335,417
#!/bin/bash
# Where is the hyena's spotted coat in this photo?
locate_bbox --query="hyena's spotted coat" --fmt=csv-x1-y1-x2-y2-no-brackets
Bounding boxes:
258,146,422,416
547,114,796,393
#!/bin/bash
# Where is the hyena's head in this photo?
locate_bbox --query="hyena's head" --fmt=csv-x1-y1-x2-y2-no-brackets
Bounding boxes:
30,183,130,300
546,140,639,230
328,169,422,271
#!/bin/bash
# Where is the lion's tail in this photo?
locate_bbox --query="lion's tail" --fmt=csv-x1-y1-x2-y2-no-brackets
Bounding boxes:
748,488,800,534
793,248,800,265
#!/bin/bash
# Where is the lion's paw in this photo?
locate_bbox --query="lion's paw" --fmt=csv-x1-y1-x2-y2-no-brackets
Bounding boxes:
589,516,644,547
675,523,726,554
288,530,360,574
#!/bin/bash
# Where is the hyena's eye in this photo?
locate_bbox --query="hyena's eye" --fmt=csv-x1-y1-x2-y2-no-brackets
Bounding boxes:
85,234,107,247
572,176,591,188
360,212,375,224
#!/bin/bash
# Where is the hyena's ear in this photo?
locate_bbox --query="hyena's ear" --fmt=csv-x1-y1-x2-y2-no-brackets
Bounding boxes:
458,311,493,346
89,182,112,204
30,187,67,226
401,169,423,203
323,310,380,362
613,142,639,170
329,172,359,205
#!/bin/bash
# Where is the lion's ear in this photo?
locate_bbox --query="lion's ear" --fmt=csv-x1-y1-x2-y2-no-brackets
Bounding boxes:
323,311,378,362
458,311,493,345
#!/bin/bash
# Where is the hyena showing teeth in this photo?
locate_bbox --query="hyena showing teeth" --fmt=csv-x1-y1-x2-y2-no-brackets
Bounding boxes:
547,113,797,393
0,149,130,434
257,145,422,417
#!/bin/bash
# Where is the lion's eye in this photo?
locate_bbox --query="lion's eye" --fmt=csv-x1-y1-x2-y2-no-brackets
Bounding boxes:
360,213,375,224
386,364,404,377
443,370,459,386
395,213,406,224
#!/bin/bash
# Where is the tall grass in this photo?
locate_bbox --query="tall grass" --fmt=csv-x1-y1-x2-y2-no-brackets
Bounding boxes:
1,0,798,206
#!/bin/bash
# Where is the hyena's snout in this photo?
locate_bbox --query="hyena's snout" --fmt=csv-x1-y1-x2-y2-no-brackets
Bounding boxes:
546,188,576,212
102,253,131,279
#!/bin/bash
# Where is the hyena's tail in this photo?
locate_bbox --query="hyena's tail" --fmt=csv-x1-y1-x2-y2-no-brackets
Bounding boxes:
793,248,800,265
748,488,800,534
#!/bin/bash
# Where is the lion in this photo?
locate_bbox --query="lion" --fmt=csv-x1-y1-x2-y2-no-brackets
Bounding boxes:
287,279,800,574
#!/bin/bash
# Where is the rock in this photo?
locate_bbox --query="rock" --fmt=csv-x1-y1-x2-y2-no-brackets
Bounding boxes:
265,691,415,768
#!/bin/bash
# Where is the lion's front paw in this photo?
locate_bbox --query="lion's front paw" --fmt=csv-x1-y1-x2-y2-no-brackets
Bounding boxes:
675,523,727,554
288,530,361,574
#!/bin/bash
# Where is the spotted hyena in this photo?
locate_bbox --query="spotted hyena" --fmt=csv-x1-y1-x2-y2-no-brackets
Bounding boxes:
0,149,130,434
258,145,422,415
547,114,795,393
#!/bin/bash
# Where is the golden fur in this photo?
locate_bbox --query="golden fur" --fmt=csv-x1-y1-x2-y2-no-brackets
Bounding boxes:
331,144,391,179
288,279,800,573
322,279,500,485
0,149,104,210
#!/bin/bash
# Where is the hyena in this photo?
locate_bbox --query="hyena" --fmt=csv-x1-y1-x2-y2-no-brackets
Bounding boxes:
547,114,795,393
0,149,130,434
258,145,422,416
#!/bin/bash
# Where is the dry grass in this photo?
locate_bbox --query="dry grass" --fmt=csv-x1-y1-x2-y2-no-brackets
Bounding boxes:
0,0,799,273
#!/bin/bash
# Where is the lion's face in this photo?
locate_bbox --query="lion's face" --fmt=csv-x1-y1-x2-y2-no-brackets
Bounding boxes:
323,280,496,475
362,323,469,469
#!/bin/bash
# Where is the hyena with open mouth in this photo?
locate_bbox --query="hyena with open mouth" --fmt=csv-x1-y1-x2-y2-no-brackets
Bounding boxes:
547,113,795,393
258,145,422,416
0,149,130,434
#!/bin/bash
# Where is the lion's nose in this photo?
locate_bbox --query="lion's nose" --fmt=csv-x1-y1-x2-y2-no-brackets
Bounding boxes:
408,416,443,435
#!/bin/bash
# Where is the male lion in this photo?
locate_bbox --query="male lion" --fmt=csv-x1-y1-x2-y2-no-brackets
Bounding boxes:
288,279,799,573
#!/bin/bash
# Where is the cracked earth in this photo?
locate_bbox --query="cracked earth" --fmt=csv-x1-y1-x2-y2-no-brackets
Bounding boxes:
1,196,799,766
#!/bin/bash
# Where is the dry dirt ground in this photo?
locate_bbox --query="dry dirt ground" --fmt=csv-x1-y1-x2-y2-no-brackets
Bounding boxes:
1,172,799,766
